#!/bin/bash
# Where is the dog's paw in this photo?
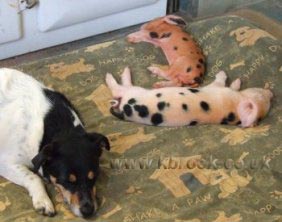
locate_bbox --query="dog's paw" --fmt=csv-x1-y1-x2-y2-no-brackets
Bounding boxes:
33,196,55,217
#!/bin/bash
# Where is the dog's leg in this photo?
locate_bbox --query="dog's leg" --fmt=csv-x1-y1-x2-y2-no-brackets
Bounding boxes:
230,78,241,91
147,66,172,80
207,71,227,88
121,67,132,86
0,164,55,216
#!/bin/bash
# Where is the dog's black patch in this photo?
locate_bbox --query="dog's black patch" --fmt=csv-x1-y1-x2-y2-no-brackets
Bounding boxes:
188,88,199,93
182,37,188,41
187,67,192,72
182,104,188,111
189,121,198,126
128,98,136,105
157,102,166,111
40,89,83,150
150,32,159,38
194,77,203,84
174,46,178,50
227,112,235,122
200,101,210,112
134,105,149,118
123,104,132,117
151,113,163,125
156,93,162,98
161,32,171,38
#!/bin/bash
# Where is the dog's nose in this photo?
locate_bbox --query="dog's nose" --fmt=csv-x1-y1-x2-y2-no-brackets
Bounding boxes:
80,203,94,218
194,77,203,84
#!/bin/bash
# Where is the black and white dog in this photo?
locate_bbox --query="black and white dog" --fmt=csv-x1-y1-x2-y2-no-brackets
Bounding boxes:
0,68,110,218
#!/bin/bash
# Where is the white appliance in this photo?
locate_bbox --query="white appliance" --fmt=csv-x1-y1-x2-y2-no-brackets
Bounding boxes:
0,0,167,60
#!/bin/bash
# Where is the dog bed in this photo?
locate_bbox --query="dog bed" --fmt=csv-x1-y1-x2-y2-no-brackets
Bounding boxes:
0,15,281,222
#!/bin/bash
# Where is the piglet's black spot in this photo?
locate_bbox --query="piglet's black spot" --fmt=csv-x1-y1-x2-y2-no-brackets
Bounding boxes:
150,32,159,38
179,92,185,95
236,121,241,125
200,101,210,112
174,46,178,50
123,104,132,117
194,77,203,84
182,37,188,41
134,105,149,118
196,64,202,69
166,103,170,107
187,67,192,72
221,118,228,125
161,32,171,38
157,102,166,111
188,88,199,93
189,121,198,126
110,108,124,120
128,98,136,105
156,93,162,98
151,113,163,125
182,104,188,111
227,112,235,122
199,58,204,64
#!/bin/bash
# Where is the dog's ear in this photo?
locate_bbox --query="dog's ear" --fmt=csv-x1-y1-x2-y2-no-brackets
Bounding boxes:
32,143,55,173
87,133,110,156
163,15,186,27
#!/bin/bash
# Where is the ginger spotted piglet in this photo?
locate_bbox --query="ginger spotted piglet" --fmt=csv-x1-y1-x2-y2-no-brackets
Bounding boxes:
127,15,205,88
106,67,273,127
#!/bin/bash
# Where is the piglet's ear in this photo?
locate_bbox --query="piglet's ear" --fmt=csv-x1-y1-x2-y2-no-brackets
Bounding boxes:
163,15,186,27
237,99,258,128
32,143,54,173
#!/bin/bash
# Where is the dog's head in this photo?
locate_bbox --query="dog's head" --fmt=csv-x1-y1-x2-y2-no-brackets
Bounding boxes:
127,15,187,43
32,128,110,218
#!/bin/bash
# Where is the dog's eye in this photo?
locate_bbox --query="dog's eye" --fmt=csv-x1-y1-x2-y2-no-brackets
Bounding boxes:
87,171,94,180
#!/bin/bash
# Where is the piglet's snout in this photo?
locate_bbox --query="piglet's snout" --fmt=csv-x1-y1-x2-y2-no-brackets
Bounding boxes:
110,99,119,108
